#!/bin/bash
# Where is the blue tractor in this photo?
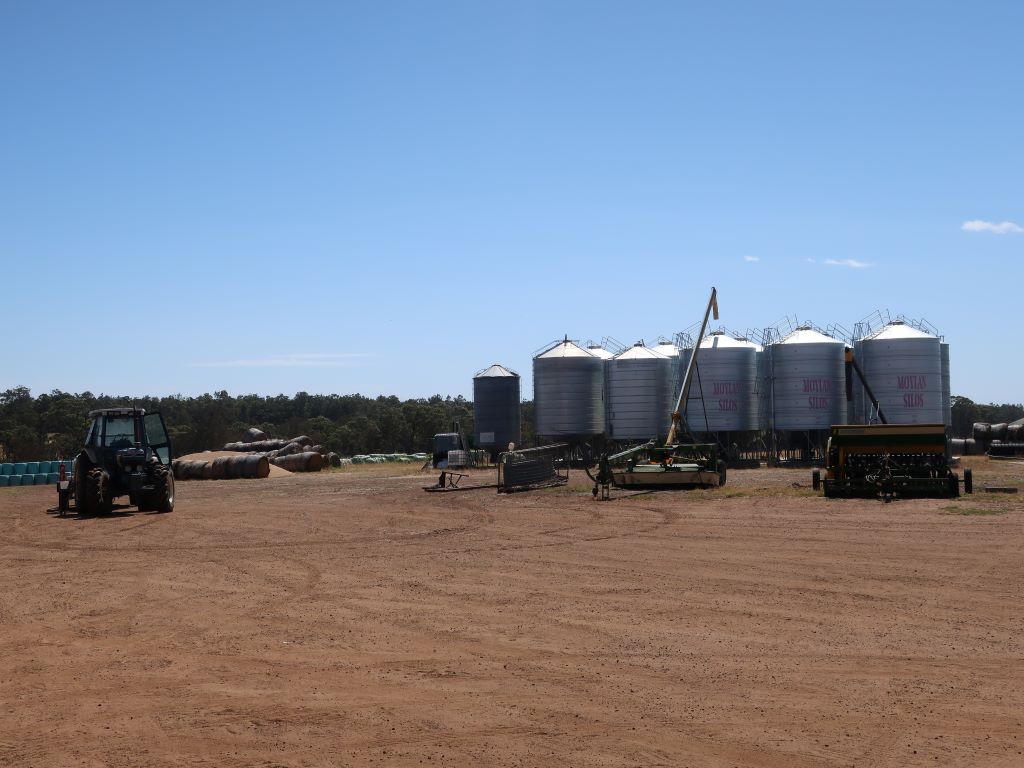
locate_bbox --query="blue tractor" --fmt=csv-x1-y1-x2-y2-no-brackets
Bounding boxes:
59,408,175,516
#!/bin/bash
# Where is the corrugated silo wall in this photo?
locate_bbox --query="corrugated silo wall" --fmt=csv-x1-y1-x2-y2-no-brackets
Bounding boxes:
854,336,944,424
473,376,521,452
606,356,675,441
768,342,847,431
533,356,605,438
681,347,759,432
940,342,951,427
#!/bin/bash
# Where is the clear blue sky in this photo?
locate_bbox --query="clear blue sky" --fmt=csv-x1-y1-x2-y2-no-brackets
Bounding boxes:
2,1,1021,402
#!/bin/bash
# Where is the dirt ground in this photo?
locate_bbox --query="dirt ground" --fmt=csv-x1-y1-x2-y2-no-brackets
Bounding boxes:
1,457,1022,767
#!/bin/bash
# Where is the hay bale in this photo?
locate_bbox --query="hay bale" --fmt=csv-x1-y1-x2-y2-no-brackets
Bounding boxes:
270,451,324,473
211,456,231,479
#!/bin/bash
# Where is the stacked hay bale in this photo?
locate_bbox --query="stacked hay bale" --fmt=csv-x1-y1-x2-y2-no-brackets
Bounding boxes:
969,420,1024,457
221,431,334,472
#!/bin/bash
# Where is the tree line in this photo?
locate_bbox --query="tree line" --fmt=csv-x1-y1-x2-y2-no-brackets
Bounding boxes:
0,387,536,462
0,386,1017,462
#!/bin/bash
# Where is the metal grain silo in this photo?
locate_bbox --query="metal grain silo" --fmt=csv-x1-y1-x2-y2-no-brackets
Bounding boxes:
533,339,605,439
768,327,846,431
653,340,682,399
606,343,675,441
940,342,951,427
853,321,944,425
682,332,760,432
473,364,521,455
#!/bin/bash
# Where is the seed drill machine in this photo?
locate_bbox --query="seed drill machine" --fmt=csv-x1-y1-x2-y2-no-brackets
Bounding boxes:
811,350,971,501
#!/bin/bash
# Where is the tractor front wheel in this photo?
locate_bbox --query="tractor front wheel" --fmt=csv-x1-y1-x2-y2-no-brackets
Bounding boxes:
154,465,175,513
81,467,113,515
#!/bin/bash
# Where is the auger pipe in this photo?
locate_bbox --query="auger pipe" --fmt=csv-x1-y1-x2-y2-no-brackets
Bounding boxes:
666,287,719,445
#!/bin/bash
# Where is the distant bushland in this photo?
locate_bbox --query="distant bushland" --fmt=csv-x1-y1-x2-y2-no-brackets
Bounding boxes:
0,387,536,462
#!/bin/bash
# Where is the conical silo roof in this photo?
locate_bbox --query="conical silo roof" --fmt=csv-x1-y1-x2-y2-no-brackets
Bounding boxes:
778,327,844,345
653,340,678,358
866,321,936,341
614,343,665,360
585,344,615,360
475,364,519,378
537,339,596,359
699,331,762,351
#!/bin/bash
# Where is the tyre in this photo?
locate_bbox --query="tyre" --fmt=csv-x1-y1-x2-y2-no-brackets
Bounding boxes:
153,464,175,513
963,467,973,494
812,470,821,491
83,467,113,515
717,460,727,487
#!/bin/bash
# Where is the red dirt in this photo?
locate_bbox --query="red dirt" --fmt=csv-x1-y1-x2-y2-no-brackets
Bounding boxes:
1,459,1022,767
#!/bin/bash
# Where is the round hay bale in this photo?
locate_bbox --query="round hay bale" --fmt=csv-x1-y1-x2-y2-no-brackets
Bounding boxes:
327,452,341,467
177,460,202,480
243,427,267,443
200,460,216,480
270,451,324,472
237,454,263,479
211,456,231,479
293,435,313,447
254,454,271,478
224,456,244,479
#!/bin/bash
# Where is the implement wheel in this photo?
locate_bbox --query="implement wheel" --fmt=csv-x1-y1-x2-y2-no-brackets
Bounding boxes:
812,470,821,491
964,467,973,495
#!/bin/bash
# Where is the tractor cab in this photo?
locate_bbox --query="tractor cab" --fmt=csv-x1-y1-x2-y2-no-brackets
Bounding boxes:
84,409,171,468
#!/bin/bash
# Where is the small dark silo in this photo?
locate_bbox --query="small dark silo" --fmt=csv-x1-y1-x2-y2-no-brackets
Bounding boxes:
473,364,522,457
